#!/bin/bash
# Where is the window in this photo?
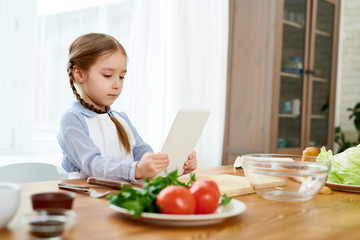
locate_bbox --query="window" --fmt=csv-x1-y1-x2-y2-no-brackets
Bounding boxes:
0,0,228,169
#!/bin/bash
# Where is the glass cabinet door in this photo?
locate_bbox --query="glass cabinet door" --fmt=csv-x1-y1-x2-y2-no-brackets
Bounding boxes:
278,0,307,149
308,0,335,147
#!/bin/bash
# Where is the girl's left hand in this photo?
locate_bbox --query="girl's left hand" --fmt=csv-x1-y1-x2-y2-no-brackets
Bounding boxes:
183,151,197,174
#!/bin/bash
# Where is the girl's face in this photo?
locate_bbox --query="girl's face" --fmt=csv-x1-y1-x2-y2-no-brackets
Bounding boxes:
78,50,127,112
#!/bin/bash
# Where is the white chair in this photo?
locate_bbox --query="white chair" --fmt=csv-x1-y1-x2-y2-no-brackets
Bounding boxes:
0,162,67,183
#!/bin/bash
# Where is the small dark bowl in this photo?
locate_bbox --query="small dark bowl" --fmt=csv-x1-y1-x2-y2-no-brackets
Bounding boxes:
31,192,76,210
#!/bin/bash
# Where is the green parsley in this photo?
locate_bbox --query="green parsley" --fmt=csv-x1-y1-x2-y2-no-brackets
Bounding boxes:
107,169,231,218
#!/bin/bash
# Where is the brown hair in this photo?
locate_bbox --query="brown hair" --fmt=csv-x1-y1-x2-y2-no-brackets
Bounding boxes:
67,33,131,153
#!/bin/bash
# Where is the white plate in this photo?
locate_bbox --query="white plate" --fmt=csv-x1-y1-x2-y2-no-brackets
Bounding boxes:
109,199,246,227
326,181,360,193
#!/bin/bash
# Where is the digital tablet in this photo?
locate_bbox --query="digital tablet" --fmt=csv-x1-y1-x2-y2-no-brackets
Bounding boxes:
157,108,210,177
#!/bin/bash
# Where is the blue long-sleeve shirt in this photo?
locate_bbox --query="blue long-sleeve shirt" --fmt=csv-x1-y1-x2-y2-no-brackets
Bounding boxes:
57,101,153,181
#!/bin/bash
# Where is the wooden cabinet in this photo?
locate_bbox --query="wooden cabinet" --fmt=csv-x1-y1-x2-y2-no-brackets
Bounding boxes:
223,0,340,165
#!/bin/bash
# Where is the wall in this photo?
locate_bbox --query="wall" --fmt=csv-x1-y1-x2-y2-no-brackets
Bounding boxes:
223,0,279,165
336,0,360,144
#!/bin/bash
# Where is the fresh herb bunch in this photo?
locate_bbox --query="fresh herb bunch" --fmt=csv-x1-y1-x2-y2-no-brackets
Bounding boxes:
108,169,232,218
108,170,196,218
220,194,231,205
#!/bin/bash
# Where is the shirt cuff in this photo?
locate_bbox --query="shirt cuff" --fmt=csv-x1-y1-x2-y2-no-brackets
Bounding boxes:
128,161,139,182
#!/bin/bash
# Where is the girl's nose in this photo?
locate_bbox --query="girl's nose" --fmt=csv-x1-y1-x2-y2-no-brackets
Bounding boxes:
113,80,122,89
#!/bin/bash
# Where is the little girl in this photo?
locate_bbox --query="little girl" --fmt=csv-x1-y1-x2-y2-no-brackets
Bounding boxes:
57,33,197,181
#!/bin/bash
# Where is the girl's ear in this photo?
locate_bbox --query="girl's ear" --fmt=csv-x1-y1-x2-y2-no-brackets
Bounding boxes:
72,65,86,83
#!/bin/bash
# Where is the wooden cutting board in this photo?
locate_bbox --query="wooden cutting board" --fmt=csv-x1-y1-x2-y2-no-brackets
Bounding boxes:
180,174,284,197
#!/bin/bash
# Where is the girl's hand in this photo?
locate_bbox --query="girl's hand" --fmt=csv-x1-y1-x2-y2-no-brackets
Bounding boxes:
183,151,197,175
135,152,170,179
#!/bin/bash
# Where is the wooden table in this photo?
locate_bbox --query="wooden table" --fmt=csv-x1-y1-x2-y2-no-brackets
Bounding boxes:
1,165,360,240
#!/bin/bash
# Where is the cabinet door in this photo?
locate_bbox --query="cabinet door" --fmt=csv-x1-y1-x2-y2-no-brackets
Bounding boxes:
307,0,338,149
277,0,339,153
277,0,308,151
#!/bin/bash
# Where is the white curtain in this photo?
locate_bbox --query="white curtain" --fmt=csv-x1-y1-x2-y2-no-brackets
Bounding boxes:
115,0,229,167
0,0,229,168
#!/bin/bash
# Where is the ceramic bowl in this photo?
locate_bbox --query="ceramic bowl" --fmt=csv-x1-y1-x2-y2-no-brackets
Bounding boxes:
0,182,21,229
31,192,76,210
242,154,331,202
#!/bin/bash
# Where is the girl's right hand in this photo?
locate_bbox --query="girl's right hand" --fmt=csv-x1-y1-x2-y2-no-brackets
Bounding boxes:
135,152,170,179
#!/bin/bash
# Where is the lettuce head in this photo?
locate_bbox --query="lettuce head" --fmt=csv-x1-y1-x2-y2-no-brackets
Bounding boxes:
317,144,360,185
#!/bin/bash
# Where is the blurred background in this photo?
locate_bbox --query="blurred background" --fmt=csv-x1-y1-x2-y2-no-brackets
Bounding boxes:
0,0,359,172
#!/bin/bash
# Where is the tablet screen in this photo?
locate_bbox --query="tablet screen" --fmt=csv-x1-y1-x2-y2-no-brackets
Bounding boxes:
157,108,210,177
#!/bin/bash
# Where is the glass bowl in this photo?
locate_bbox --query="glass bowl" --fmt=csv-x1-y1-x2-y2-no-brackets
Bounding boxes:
22,208,76,240
242,154,331,202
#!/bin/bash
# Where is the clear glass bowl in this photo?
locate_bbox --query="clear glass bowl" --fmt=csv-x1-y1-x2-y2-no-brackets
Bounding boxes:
22,208,76,240
242,154,331,202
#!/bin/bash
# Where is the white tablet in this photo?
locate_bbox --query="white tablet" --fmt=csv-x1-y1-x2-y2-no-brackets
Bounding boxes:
157,108,210,177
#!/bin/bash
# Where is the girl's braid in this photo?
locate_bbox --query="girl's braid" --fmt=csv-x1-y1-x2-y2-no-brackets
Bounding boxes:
67,62,103,114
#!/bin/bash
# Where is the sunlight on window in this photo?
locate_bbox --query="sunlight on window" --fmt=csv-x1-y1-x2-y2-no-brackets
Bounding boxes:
34,0,133,144
37,0,126,15
1,0,228,170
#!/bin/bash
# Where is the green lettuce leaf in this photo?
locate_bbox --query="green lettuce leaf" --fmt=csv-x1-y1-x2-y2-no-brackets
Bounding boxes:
317,144,360,185
316,147,334,163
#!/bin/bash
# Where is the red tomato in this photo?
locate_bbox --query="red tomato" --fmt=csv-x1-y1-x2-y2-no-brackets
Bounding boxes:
189,179,220,214
156,186,196,214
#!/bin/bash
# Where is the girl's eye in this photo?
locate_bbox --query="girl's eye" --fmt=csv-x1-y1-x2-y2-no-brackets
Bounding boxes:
120,76,125,80
103,74,112,78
